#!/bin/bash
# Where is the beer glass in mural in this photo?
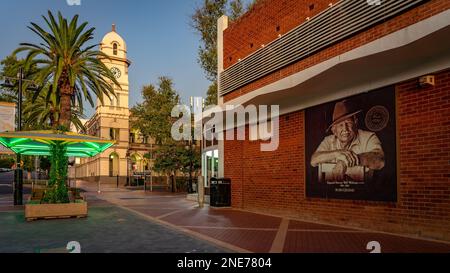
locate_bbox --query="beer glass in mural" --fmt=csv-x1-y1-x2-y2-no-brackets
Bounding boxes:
305,87,397,202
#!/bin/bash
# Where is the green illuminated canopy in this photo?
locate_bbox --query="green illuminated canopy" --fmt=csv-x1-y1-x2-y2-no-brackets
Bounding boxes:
0,130,115,158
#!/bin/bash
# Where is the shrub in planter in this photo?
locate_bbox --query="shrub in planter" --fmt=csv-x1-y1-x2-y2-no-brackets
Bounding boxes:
25,141,88,221
41,141,69,204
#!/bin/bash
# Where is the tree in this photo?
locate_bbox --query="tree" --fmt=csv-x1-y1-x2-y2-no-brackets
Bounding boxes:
229,0,245,21
180,143,202,193
191,0,227,83
0,55,38,103
152,141,201,193
14,11,120,129
131,76,202,192
10,11,119,204
0,54,86,132
131,77,180,145
22,87,86,132
131,77,181,191
41,141,69,204
246,0,264,11
191,0,261,106
205,82,218,106
152,141,184,193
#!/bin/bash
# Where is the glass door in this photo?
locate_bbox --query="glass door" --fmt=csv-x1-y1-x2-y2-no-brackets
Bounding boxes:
202,149,218,188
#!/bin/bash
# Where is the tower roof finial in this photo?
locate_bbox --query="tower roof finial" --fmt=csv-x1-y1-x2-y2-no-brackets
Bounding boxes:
112,24,116,32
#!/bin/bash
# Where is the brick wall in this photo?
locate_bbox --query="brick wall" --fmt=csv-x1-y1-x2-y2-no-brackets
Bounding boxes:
222,0,450,102
224,69,450,241
223,0,340,69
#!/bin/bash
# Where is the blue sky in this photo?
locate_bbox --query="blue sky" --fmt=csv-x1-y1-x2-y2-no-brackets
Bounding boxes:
0,0,219,117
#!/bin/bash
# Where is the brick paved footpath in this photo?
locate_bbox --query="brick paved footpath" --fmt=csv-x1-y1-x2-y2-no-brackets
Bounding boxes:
76,181,450,253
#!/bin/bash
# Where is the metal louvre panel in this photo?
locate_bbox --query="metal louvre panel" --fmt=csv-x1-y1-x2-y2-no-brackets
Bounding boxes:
219,0,428,96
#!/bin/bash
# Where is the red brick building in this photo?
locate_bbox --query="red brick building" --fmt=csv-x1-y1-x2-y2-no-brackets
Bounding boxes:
208,0,450,241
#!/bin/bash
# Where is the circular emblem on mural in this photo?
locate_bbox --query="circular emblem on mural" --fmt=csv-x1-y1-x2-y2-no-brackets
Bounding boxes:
365,106,390,132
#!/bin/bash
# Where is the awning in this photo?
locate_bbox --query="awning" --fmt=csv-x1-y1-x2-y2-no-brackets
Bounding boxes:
0,130,115,158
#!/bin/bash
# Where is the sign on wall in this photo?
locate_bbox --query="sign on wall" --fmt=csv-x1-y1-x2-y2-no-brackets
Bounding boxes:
305,87,397,202
0,102,16,154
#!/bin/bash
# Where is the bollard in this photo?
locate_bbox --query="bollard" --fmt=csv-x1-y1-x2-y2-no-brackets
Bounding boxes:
197,176,205,208
144,174,146,192
116,175,119,189
150,174,153,192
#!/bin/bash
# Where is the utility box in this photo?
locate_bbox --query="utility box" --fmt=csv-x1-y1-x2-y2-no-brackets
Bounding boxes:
210,178,231,207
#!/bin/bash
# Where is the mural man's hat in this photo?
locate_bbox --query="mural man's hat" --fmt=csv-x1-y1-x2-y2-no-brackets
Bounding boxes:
327,100,362,132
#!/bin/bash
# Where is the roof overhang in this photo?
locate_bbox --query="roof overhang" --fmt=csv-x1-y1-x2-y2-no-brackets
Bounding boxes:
221,10,450,118
0,131,115,158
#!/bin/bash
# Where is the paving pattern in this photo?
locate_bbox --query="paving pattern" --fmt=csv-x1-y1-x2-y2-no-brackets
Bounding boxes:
78,182,450,253
1,180,449,253
0,190,227,253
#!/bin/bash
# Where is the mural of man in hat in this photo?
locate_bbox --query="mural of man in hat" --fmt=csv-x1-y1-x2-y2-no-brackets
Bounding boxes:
311,100,385,182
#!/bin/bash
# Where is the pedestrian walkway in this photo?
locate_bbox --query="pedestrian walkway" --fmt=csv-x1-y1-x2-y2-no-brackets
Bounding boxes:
1,181,449,253
0,188,227,253
78,181,450,253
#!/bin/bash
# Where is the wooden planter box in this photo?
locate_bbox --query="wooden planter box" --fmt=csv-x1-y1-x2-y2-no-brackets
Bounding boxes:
25,202,88,222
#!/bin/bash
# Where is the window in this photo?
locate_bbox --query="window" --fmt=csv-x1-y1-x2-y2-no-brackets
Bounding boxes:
142,135,148,144
130,133,136,144
109,153,119,177
113,43,118,55
110,95,120,107
110,128,120,141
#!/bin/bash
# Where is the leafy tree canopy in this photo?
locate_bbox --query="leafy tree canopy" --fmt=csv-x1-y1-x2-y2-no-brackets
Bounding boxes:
14,10,120,128
0,55,86,132
0,55,38,103
191,0,263,106
130,76,180,145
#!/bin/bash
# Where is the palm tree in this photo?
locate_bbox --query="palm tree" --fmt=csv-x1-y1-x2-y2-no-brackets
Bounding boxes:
22,86,87,132
14,11,120,129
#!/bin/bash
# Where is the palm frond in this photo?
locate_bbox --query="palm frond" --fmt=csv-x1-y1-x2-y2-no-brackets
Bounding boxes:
15,10,119,128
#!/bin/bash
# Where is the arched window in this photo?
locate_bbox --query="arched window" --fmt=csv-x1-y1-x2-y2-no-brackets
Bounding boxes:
131,154,143,172
143,159,150,171
109,153,119,177
113,43,118,55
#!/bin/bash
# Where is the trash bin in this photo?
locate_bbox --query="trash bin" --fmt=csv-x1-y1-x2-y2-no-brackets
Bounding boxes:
210,178,231,207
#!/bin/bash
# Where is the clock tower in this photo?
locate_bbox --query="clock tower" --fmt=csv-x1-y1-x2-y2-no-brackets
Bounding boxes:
80,24,132,183
98,24,130,112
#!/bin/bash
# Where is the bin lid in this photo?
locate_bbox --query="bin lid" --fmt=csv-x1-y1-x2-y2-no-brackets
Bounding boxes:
210,178,231,184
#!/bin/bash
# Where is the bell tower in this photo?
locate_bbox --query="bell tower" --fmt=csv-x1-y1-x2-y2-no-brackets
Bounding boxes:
98,24,131,112
95,24,131,181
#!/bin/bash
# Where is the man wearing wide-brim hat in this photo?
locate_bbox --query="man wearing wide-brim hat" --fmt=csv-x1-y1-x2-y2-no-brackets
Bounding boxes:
311,100,385,182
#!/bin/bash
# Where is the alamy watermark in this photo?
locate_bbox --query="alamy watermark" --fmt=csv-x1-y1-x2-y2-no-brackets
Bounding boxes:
172,98,280,152
367,0,382,6
66,0,81,6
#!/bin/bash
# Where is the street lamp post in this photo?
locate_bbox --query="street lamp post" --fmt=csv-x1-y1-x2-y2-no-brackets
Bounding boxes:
187,97,195,194
126,150,130,187
1,67,39,205
14,68,24,206
188,140,194,194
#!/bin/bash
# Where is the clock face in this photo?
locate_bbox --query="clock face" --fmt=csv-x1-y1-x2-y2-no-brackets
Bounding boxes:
110,67,121,79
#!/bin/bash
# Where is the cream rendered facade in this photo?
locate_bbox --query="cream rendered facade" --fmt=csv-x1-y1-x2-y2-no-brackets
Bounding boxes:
76,25,134,184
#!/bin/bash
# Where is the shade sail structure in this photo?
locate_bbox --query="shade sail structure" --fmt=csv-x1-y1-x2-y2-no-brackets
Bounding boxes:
0,131,115,158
